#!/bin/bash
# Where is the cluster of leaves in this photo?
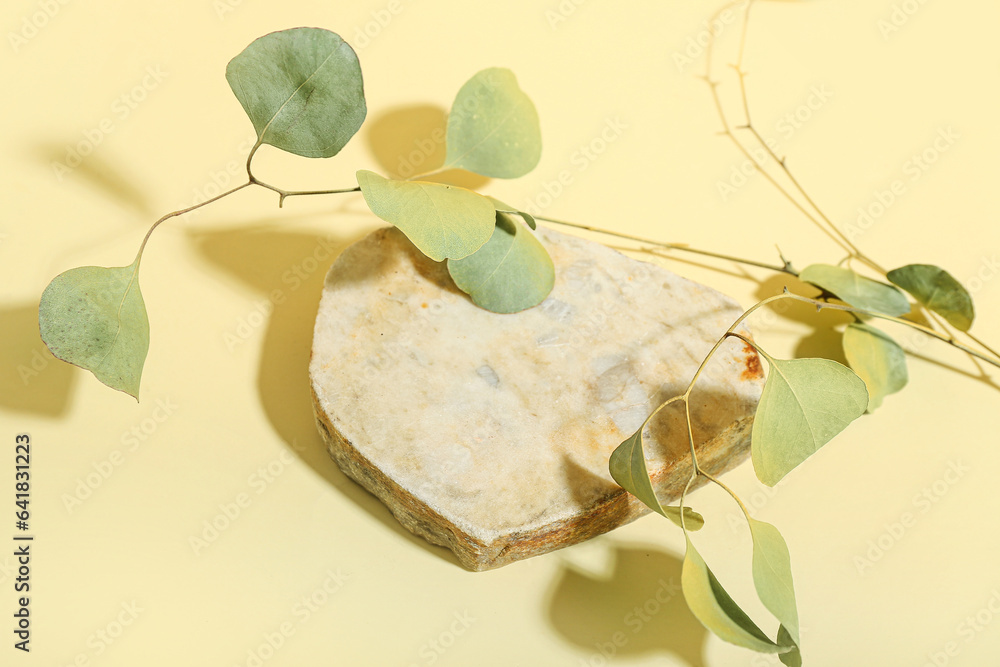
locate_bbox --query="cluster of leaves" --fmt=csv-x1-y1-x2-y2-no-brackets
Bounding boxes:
38,27,554,400
609,261,977,662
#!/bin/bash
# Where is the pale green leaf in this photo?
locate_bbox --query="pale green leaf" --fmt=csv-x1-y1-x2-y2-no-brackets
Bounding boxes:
609,428,704,530
843,323,908,412
444,68,542,178
887,263,974,331
356,170,496,261
799,264,910,316
447,213,554,314
778,626,802,667
749,519,800,647
485,195,536,230
38,260,149,400
752,355,868,486
682,537,788,654
226,27,366,158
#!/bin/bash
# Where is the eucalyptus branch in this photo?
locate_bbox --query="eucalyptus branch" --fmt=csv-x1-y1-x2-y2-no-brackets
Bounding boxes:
135,181,253,267
245,138,361,206
534,214,794,275
787,293,1000,369
706,0,1000,369
702,3,855,259
251,179,361,207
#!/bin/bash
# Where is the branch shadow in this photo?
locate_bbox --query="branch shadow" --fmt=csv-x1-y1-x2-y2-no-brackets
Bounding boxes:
34,143,154,217
546,543,708,666
186,220,461,566
0,302,76,416
365,104,490,190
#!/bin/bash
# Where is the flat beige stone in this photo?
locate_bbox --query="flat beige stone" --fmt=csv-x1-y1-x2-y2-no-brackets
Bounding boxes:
309,226,763,570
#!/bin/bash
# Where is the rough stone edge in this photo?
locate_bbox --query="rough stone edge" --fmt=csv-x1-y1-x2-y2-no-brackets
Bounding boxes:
311,380,753,571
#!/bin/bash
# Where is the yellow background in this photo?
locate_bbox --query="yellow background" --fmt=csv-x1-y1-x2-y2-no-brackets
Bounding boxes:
2,0,999,665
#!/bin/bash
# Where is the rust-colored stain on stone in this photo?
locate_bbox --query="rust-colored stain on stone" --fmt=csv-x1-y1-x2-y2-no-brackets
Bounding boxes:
741,343,764,381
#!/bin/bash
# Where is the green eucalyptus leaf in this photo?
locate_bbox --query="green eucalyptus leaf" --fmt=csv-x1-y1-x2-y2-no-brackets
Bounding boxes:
749,518,800,647
752,355,868,486
609,427,704,530
777,626,802,667
887,263,974,331
843,323,908,412
226,27,366,158
682,537,788,654
485,196,536,230
356,170,496,261
447,212,555,314
444,68,542,178
798,264,910,316
38,260,149,400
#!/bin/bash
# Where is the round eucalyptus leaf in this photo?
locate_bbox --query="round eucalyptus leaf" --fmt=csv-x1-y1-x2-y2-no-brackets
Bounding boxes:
38,260,149,400
447,213,554,313
227,27,366,158
444,68,542,178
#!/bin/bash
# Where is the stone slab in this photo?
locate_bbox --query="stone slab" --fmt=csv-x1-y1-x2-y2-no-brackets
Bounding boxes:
309,226,763,570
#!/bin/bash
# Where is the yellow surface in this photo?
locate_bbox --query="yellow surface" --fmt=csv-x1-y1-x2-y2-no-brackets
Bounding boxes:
2,1,999,665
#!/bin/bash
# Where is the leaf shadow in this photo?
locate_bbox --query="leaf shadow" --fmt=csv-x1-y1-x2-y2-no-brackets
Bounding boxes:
34,142,154,217
365,104,490,189
545,543,708,666
186,221,461,567
0,302,77,416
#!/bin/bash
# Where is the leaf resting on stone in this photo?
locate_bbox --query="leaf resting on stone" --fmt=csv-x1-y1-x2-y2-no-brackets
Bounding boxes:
485,195,536,230
447,212,555,314
38,260,150,399
226,27,366,158
356,170,496,261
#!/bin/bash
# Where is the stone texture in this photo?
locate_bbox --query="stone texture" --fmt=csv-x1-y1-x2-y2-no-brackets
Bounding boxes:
309,226,764,571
